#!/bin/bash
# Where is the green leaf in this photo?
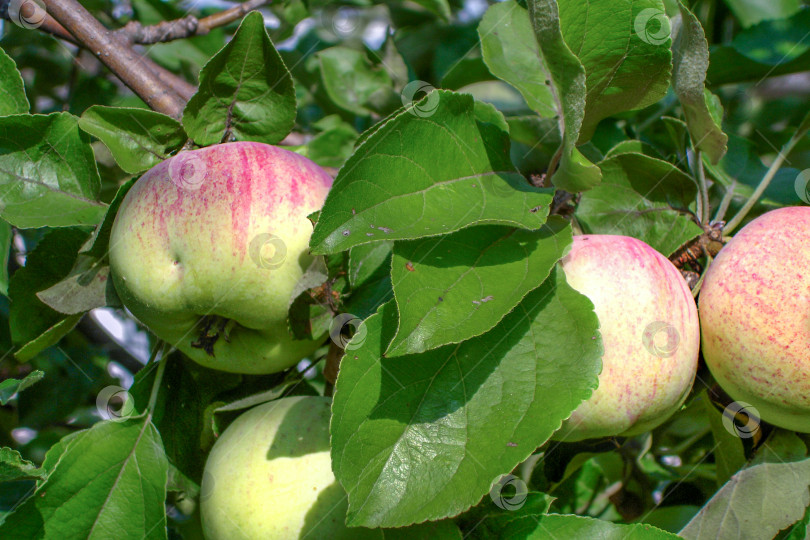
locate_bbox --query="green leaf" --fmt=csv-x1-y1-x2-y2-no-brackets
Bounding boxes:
723,0,802,27
0,447,45,482
331,267,602,527
304,119,358,169
9,228,89,346
349,241,393,289
0,48,29,115
183,11,296,146
526,0,601,192
462,492,556,539
672,2,728,164
576,153,704,256
310,91,553,254
0,370,44,405
750,430,807,466
680,458,810,540
478,1,556,118
502,514,681,538
79,106,186,174
702,393,746,487
0,113,106,229
782,503,810,540
0,417,168,539
318,47,393,116
558,0,673,142
13,315,83,363
0,219,10,295
387,217,572,356
36,263,116,315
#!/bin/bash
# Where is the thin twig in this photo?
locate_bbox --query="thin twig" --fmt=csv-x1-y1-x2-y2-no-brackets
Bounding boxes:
694,150,710,225
44,0,186,118
725,121,809,233
713,179,736,223
119,0,269,45
146,344,169,413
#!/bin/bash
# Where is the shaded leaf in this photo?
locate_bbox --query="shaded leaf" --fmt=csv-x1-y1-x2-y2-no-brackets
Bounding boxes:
9,228,89,345
503,514,680,538
411,0,451,21
318,47,393,116
79,106,186,174
331,267,602,527
0,113,106,228
0,219,10,295
387,217,572,356
80,178,136,261
576,153,703,256
130,355,241,483
0,447,45,483
349,241,392,289
707,10,810,86
702,393,746,487
14,315,83,363
311,91,553,254
183,11,296,146
0,370,44,405
723,0,803,27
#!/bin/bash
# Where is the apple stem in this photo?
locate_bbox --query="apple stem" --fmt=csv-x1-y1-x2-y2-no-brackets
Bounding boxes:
725,116,810,234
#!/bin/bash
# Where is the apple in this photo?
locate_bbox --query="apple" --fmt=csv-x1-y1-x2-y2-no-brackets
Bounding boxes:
555,235,700,441
699,206,810,432
200,396,375,540
109,142,332,374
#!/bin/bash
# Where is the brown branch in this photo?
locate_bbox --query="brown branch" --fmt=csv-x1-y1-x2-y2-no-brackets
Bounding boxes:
44,0,186,118
119,0,269,45
32,13,196,101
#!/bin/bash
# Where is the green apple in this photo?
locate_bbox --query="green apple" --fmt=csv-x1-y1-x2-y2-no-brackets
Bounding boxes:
555,235,700,441
109,142,332,374
200,396,374,540
699,206,810,432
